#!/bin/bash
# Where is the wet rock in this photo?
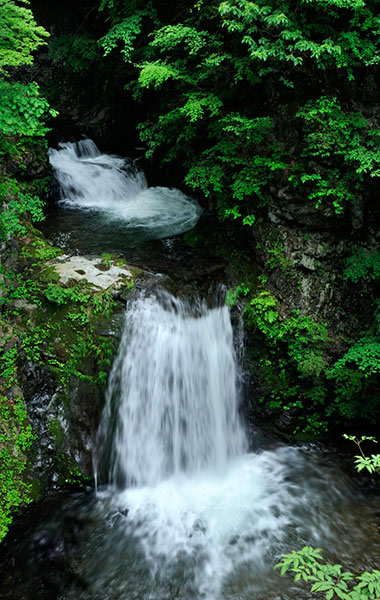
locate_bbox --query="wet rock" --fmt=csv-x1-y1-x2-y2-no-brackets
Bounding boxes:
48,254,133,290
250,215,376,330
0,493,91,600
13,298,38,312
276,408,299,434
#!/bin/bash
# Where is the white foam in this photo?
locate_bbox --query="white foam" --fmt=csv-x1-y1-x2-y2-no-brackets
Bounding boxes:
48,139,202,238
94,293,345,599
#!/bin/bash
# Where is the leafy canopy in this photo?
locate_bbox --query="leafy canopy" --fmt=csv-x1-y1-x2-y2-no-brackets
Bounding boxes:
0,0,49,73
98,0,380,223
0,0,55,146
0,0,56,238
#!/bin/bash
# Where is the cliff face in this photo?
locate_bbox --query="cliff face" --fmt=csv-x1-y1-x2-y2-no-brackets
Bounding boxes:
236,189,379,437
253,194,377,325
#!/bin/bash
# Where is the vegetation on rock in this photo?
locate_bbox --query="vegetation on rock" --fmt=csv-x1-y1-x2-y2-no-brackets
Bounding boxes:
0,0,53,543
0,1,132,541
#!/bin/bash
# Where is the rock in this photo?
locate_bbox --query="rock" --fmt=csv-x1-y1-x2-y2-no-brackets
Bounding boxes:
250,213,376,329
13,298,38,312
48,255,133,290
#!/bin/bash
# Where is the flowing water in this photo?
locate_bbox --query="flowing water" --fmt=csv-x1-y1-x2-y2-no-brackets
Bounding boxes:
95,294,247,489
66,292,376,600
47,139,202,247
1,143,379,600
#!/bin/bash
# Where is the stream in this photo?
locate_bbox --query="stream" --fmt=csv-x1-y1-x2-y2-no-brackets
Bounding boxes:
0,140,379,600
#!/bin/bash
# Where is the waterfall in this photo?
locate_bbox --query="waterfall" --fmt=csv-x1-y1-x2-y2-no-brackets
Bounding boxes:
48,139,202,239
97,293,247,488
2,286,371,600
92,292,349,599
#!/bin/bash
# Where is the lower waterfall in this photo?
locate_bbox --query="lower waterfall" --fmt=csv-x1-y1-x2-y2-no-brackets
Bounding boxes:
91,292,360,599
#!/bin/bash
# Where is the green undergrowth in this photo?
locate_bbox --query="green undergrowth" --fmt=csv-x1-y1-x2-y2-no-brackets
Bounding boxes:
1,230,128,388
0,394,35,543
276,546,380,600
0,225,134,541
0,174,47,239
55,453,93,487
227,256,379,439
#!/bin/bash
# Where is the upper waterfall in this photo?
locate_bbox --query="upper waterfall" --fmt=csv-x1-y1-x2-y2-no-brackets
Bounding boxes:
48,139,202,241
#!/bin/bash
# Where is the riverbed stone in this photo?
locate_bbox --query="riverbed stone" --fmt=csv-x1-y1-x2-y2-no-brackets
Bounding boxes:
48,255,133,290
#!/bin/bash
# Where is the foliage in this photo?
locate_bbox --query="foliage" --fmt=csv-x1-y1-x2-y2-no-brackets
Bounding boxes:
326,336,380,422
227,275,379,437
49,34,99,72
343,434,380,475
265,242,296,276
276,546,380,600
101,252,115,269
0,81,54,141
99,2,154,63
56,453,92,486
0,0,55,146
241,286,331,435
290,97,380,213
0,393,35,543
0,176,45,238
344,248,380,283
43,282,91,306
225,282,250,307
0,0,56,240
98,0,379,224
219,0,379,75
0,0,49,72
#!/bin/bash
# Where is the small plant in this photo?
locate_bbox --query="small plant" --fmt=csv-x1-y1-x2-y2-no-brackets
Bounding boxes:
265,242,296,278
43,282,91,305
275,546,380,600
101,252,115,269
56,453,91,486
225,283,250,308
343,434,380,475
343,248,380,283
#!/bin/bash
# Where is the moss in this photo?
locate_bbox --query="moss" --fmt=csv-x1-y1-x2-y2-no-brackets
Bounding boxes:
48,418,65,448
183,226,203,248
0,219,136,541
0,394,35,543
55,453,92,487
39,266,61,283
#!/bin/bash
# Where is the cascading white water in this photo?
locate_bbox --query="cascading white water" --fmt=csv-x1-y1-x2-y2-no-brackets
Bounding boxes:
100,293,247,488
1,291,377,600
93,293,354,600
48,139,202,239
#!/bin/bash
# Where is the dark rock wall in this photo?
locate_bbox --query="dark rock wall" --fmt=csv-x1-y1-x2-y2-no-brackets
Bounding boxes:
30,0,140,156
